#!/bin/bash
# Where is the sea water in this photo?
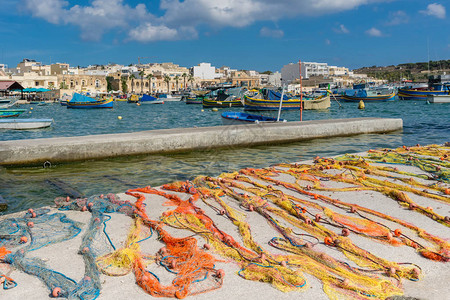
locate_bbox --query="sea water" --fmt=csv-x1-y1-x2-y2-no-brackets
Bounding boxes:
1,100,448,213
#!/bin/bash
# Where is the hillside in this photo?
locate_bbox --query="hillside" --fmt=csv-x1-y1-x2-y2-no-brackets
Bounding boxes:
354,59,450,82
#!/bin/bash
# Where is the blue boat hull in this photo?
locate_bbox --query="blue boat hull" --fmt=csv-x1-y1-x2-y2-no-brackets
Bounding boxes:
398,88,449,100
221,112,284,125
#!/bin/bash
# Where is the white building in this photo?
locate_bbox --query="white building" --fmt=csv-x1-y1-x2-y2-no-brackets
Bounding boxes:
191,62,222,80
281,62,330,83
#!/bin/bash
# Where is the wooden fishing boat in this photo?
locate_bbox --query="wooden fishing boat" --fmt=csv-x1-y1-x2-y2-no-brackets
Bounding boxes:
303,95,330,110
398,87,449,100
244,96,302,111
203,88,244,108
342,92,395,102
221,112,285,125
67,93,113,109
244,94,330,111
426,94,450,103
0,109,27,118
0,118,53,129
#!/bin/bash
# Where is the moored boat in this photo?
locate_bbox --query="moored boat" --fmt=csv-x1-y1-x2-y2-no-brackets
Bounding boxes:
0,109,27,118
427,94,450,103
157,93,182,101
67,93,113,109
398,87,449,100
221,112,285,125
140,94,164,104
342,91,395,102
0,118,53,130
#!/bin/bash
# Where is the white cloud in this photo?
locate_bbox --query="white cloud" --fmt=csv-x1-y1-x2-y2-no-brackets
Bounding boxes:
22,0,394,42
366,27,383,37
128,24,198,42
385,10,409,26
333,24,349,34
420,3,446,19
260,27,284,38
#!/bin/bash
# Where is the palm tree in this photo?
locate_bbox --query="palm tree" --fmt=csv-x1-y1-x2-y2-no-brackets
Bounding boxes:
139,70,145,94
164,75,171,93
174,75,180,92
129,74,136,93
188,74,194,88
181,73,187,91
146,74,154,95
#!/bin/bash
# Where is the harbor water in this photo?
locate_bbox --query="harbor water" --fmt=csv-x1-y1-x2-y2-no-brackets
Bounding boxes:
1,99,449,213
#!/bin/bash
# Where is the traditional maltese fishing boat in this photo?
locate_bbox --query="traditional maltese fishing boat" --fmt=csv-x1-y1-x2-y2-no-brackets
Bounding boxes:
0,109,27,118
342,91,396,102
0,118,53,129
66,93,113,109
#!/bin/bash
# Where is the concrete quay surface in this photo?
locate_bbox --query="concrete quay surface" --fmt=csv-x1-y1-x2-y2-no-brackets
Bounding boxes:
0,147,448,300
0,117,402,166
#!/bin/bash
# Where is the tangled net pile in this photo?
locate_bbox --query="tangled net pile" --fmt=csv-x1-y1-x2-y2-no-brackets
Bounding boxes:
0,144,448,299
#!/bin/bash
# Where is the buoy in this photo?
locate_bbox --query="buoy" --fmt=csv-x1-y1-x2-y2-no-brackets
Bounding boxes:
30,107,33,110
81,206,87,212
358,100,365,109
388,267,396,277
88,202,94,208
27,222,34,228
170,260,177,269
20,236,28,243
281,261,287,267
386,232,393,240
341,228,350,236
305,242,313,248
52,287,61,297
324,237,334,246
31,212,37,218
409,203,417,210
160,247,168,254
212,108,218,112
203,243,211,250
445,189,450,195
412,268,421,278
315,214,321,222
28,208,34,214
136,103,141,106
82,247,89,253
342,278,350,286
394,229,402,237
248,205,254,212
66,196,70,202
117,116,122,120
201,109,204,112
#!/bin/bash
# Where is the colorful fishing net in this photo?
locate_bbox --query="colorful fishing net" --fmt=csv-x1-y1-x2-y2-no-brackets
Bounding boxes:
0,144,448,299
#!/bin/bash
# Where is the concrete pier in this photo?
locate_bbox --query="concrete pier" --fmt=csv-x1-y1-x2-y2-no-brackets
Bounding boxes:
0,117,402,166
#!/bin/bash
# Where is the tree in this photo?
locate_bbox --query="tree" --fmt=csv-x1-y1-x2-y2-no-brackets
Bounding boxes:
139,70,145,94
164,75,171,93
106,76,114,92
174,75,180,92
121,77,128,93
129,74,136,93
146,74,154,94
181,73,187,90
188,74,194,88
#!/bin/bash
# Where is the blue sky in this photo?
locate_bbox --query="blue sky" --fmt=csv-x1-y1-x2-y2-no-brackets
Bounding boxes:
0,0,448,71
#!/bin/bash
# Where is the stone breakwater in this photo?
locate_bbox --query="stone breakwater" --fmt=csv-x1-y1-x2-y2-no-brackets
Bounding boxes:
0,117,402,166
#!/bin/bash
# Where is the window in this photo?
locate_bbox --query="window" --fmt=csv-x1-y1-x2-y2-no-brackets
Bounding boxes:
95,80,100,88
35,81,39,86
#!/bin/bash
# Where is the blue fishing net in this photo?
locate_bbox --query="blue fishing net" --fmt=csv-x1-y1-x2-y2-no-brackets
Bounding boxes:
0,193,135,299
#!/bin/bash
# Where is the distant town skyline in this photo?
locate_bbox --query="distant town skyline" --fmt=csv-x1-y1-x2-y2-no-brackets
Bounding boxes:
1,0,448,71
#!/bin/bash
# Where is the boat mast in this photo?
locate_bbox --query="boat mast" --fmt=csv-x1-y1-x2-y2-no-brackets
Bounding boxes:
299,60,303,121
